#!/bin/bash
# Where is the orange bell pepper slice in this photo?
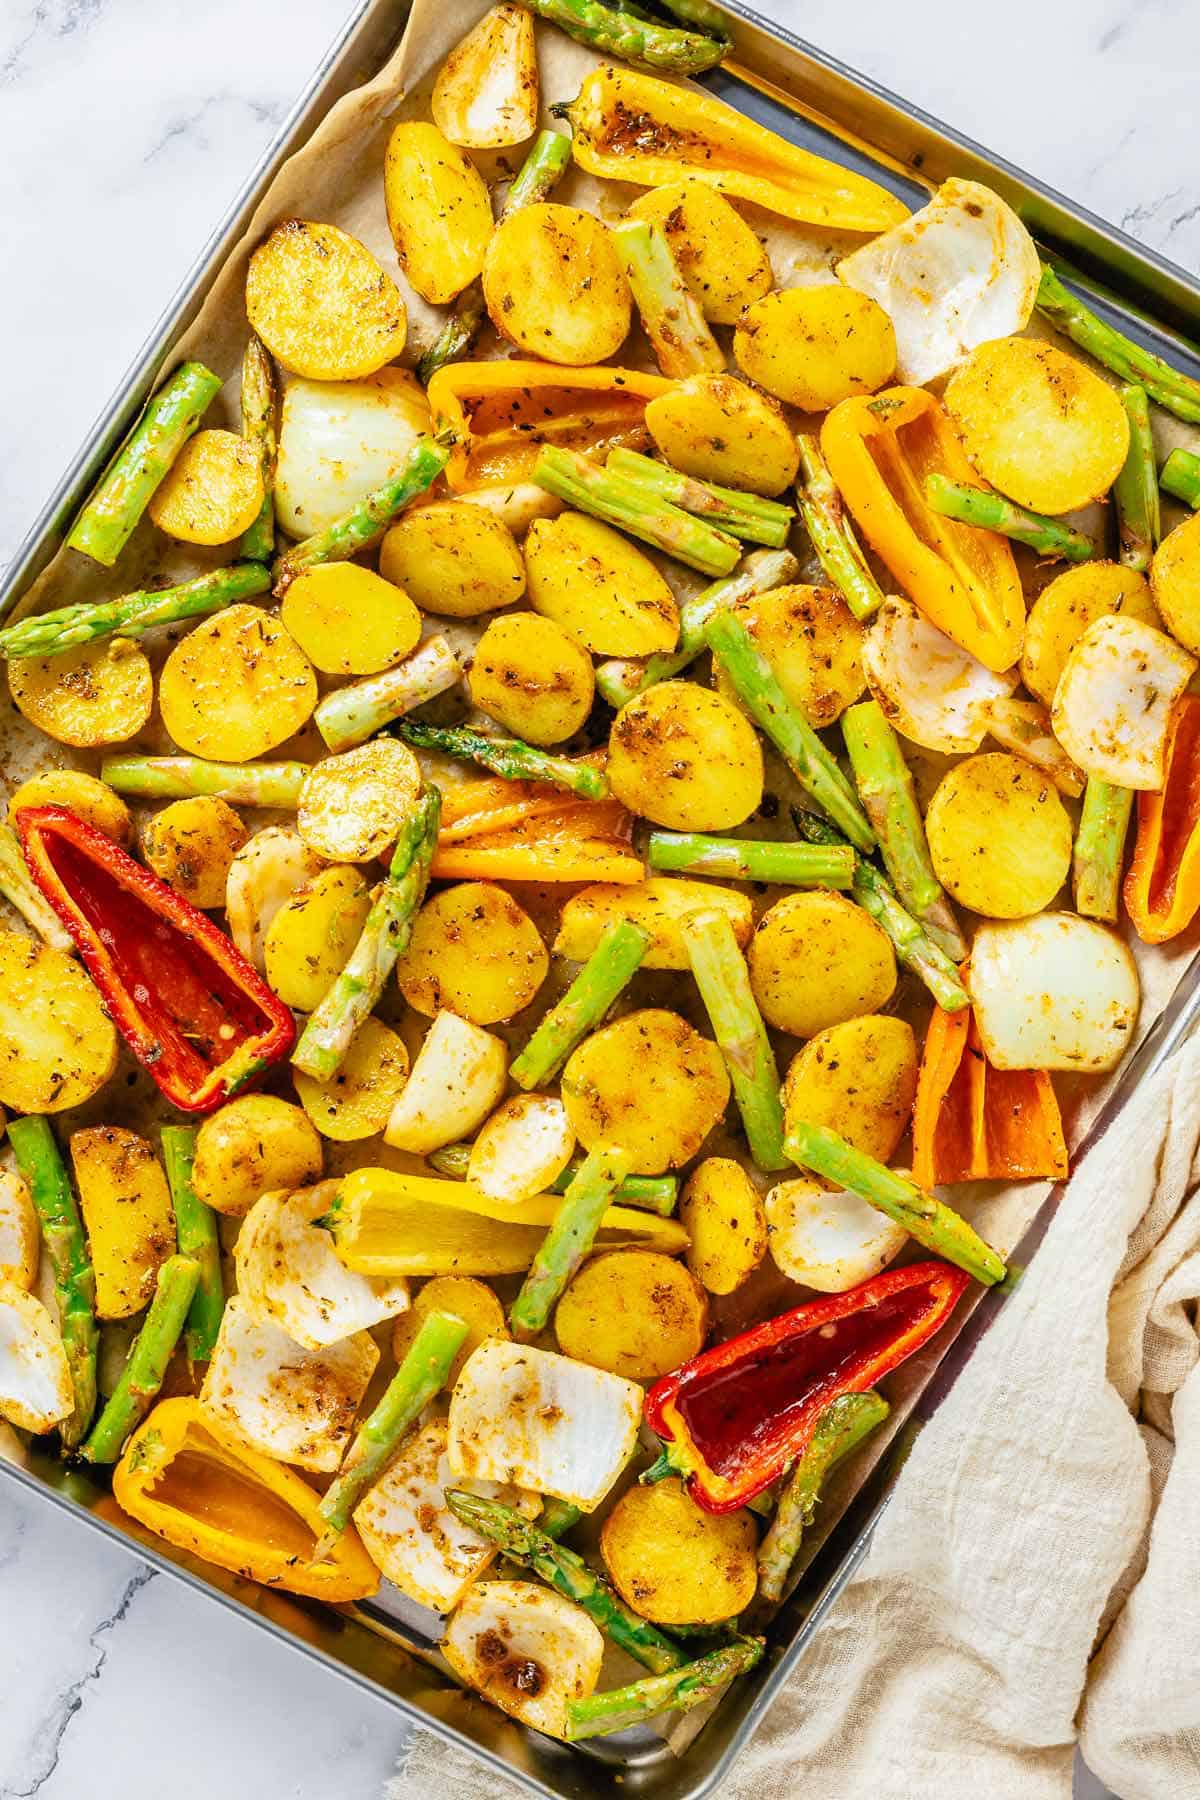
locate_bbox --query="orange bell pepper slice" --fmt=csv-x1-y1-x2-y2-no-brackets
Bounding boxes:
820,388,1025,672
912,1003,1067,1188
433,768,643,884
1125,693,1200,943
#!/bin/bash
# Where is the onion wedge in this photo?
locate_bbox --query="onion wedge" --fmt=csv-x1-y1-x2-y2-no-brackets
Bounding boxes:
275,370,431,540
0,1280,73,1433
862,594,1016,753
765,1178,908,1292
235,1183,410,1351
442,1580,604,1739
1051,614,1196,789
970,915,1139,1073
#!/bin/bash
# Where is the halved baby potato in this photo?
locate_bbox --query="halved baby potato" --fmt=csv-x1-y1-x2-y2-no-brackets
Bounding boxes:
281,564,422,676
483,204,632,365
246,219,408,379
561,1008,730,1174
392,1276,509,1389
384,121,494,305
293,1016,411,1142
714,583,864,727
555,878,753,971
734,284,897,412
679,1157,767,1296
141,796,247,910
380,501,526,619
555,1249,708,1380
524,512,678,656
397,881,548,1024
781,1015,918,1165
644,373,799,497
600,1477,757,1626
8,768,132,844
296,739,423,862
468,613,595,746
608,682,763,831
264,864,372,1013
628,182,773,325
0,931,118,1113
8,641,153,749
925,753,1072,919
749,891,896,1039
159,605,316,761
1151,511,1200,655
1019,561,1157,706
147,429,264,545
191,1094,323,1219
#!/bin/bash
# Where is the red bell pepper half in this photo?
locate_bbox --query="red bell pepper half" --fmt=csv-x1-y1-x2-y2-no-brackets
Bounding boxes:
16,805,294,1114
643,1260,969,1513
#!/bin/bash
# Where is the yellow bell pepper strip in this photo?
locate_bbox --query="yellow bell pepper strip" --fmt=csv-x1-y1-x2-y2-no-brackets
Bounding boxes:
432,769,643,884
112,1398,379,1602
427,361,669,491
564,65,910,232
820,388,1025,673
1124,693,1200,943
911,1002,1068,1189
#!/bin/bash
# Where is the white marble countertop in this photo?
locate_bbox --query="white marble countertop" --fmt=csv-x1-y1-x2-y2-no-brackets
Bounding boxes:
1,0,1196,1791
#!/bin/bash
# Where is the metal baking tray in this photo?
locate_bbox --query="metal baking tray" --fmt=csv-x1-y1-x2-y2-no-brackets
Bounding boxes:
5,2,1200,1795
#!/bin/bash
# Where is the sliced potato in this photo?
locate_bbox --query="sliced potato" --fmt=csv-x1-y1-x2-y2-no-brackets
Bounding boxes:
554,1249,708,1380
293,1016,410,1142
467,1094,575,1205
561,1008,730,1175
468,614,594,746
749,891,896,1039
945,336,1130,513
608,682,763,831
0,1169,37,1292
1050,613,1196,789
734,284,897,411
600,1477,757,1625
925,753,1072,919
296,740,423,862
147,429,263,545
644,373,799,497
1020,562,1158,705
714,584,864,727
397,881,548,1024
970,914,1139,1072
379,500,526,619
0,1280,73,1433
8,641,152,749
281,564,421,676
274,368,431,541
484,204,632,365
384,121,493,305
628,182,772,325
781,1016,917,1165
392,1274,508,1389
234,1183,408,1350
8,769,131,843
70,1127,176,1320
0,931,118,1113
525,512,678,655
384,1012,509,1153
431,4,538,149
140,796,247,909
1151,511,1200,655
191,1094,323,1218
442,1580,605,1739
225,826,323,972
679,1157,767,1296
263,863,372,1012
556,877,752,971
159,605,316,762
765,1177,908,1291
246,219,407,379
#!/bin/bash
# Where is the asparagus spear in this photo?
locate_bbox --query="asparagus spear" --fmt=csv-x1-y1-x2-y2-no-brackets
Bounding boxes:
705,609,876,853
272,439,450,594
509,918,650,1089
7,1117,98,1447
924,473,1093,563
80,1255,200,1463
0,824,75,950
239,335,277,562
606,449,794,549
66,361,223,567
315,1308,469,1555
1111,384,1160,571
595,548,799,708
652,0,730,38
100,754,307,807
646,829,854,887
756,1391,890,1604
795,434,885,623
417,131,573,385
784,1121,1006,1286
1036,265,1200,426
509,1145,633,1340
0,563,271,661
1161,448,1200,511
517,0,726,73
840,699,966,961
428,1141,678,1215
161,1125,223,1363
314,636,461,753
446,1491,686,1672
1073,777,1134,923
293,789,441,1081
610,219,724,380
397,720,608,800
565,1639,765,1739
681,909,787,1172
539,1496,584,1539
533,445,741,577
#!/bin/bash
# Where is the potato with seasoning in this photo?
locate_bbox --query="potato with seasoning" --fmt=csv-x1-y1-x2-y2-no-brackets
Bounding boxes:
561,1009,730,1174
280,564,422,676
158,605,316,762
679,1158,766,1296
296,740,422,863
524,512,678,655
1019,562,1157,706
384,121,493,305
749,891,896,1039
397,881,548,1024
554,1250,708,1380
8,769,131,843
147,430,264,545
191,1094,323,1218
246,219,408,379
468,614,594,746
926,753,1072,919
734,285,896,412
628,182,773,324
8,641,153,749
781,1016,918,1165
714,584,864,727
600,1477,758,1625
293,1016,411,1141
555,878,752,971
141,797,247,909
392,1275,509,1388
263,864,372,1012
1150,511,1200,655
379,501,526,619
70,1127,176,1320
0,932,118,1113
644,373,799,496
483,204,632,365
608,682,763,832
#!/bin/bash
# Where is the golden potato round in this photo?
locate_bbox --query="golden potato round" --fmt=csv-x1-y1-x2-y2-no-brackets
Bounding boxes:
468,613,594,746
1019,561,1157,705
159,604,316,761
140,797,247,909
644,373,799,497
554,1250,708,1381
379,501,526,619
555,878,753,972
264,863,372,1011
608,682,763,831
384,121,493,305
781,1015,917,1164
926,753,1072,919
8,770,131,843
600,1477,757,1625
524,513,678,655
192,1094,323,1217
296,740,423,862
281,564,422,675
945,337,1130,514
715,584,864,727
561,1008,730,1174
734,285,896,412
293,1016,411,1141
1151,511,1200,655
483,203,632,365
397,880,548,1024
393,1274,508,1389
628,182,773,325
147,430,264,546
8,641,153,750
749,890,896,1039
245,218,408,379
679,1158,767,1297
0,931,118,1113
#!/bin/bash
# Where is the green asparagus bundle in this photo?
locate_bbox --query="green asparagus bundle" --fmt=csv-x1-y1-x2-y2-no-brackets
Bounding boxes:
681,909,787,1172
538,1497,584,1539
100,754,307,807
293,789,441,1081
756,1391,890,1603
565,1638,765,1739
1072,777,1134,923
429,1141,678,1215
0,824,75,950
924,473,1093,563
0,563,270,661
533,445,741,577
646,829,854,887
397,720,608,800
81,1256,200,1463
607,448,794,548
314,636,462,753
161,1125,224,1363
510,918,650,1089
509,1145,633,1339
609,219,724,379
239,334,277,562
518,0,727,73
67,361,223,566
1112,385,1160,571
272,438,450,594
795,434,884,622
1036,266,1200,426
1161,448,1200,511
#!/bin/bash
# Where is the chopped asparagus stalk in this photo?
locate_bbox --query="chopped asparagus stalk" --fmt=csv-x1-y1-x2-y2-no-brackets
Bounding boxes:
428,1142,678,1215
652,0,730,38
785,1121,1006,1286
607,448,794,548
610,219,724,379
0,564,270,662
239,335,277,562
0,824,75,950
313,636,461,752
1112,384,1160,571
924,473,1093,563
840,699,965,961
646,829,854,887
446,1491,685,1671
517,0,726,74
534,445,741,577
1073,777,1134,923
681,909,787,1172
397,719,607,799
100,754,307,808
81,1255,200,1463
565,1638,765,1739
1036,265,1200,426
66,361,223,567
272,438,450,594
756,1391,890,1603
705,609,876,853
1161,448,1200,511
161,1125,224,1364
7,1117,98,1447
509,1145,633,1340
795,434,884,623
538,1496,584,1539
509,918,650,1089
294,790,440,1081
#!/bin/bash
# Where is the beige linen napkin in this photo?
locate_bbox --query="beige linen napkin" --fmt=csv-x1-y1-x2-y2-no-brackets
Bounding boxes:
389,1031,1200,1800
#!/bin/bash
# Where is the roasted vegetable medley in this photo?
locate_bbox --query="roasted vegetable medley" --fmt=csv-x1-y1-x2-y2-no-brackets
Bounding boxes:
7,0,1200,1747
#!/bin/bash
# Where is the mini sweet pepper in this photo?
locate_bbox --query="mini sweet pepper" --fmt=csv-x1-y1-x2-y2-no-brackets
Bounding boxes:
912,1001,1068,1188
1125,693,1200,943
